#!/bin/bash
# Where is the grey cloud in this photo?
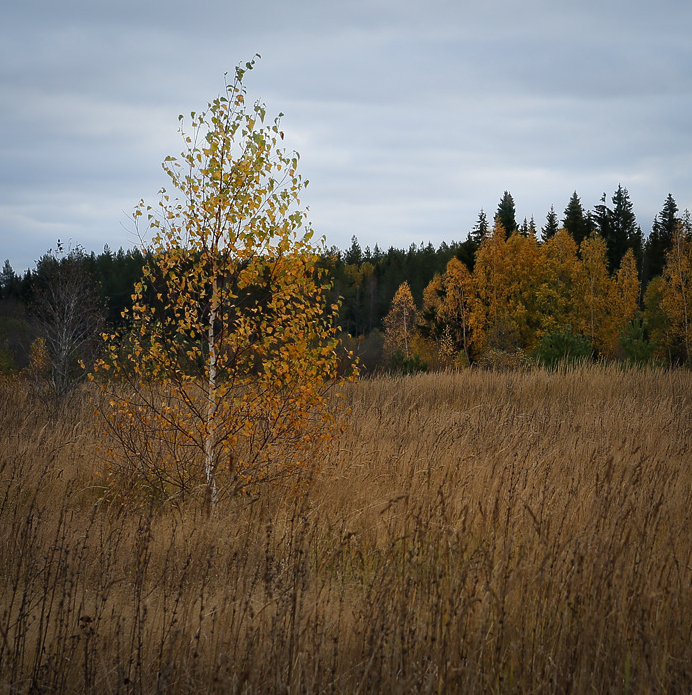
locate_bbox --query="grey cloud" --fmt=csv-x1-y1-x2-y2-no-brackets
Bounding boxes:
2,0,692,271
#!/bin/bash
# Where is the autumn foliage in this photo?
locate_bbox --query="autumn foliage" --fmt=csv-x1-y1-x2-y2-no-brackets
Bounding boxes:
93,59,354,506
382,281,416,358
405,223,648,367
373,205,692,371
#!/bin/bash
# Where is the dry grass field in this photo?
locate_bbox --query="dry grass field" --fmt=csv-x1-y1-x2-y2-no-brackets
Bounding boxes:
2,365,692,693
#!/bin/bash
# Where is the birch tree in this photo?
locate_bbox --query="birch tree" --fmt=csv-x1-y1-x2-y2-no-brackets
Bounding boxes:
383,281,417,360
575,235,612,353
659,221,692,362
94,59,350,507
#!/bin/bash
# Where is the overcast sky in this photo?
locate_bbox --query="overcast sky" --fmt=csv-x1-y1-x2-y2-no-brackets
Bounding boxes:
2,0,692,272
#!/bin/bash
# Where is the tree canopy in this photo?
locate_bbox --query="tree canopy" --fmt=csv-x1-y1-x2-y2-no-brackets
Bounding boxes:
93,59,353,506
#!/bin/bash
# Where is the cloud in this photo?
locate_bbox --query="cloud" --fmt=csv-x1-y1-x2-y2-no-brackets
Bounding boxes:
2,0,692,271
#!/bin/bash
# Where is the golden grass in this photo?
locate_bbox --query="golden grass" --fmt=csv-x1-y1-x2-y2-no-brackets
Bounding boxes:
1,365,692,693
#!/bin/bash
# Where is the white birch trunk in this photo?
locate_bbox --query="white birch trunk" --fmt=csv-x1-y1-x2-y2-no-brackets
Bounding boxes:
205,276,219,510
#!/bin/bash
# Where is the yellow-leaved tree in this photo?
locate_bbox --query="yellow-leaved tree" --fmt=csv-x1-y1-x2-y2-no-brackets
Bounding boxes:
94,58,353,507
659,221,692,362
472,221,517,352
536,229,580,334
423,257,476,365
503,230,545,351
383,281,417,361
607,249,640,355
574,234,612,353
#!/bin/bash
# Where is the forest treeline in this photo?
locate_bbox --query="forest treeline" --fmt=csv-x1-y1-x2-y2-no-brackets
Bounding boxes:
1,187,691,374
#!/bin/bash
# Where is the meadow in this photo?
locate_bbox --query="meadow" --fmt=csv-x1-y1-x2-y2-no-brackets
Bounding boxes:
1,365,692,693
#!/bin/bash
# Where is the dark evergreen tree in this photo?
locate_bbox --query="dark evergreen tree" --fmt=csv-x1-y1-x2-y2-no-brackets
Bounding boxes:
344,236,363,265
528,215,537,236
541,205,559,242
593,185,641,272
612,184,642,268
495,191,517,238
562,191,592,246
0,260,17,300
17,269,35,304
470,209,489,245
455,237,477,272
644,194,679,284
101,247,146,326
592,192,612,248
520,217,537,237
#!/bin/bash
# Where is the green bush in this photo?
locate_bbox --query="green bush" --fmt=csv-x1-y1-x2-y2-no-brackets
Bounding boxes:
619,315,656,366
389,348,428,375
533,326,592,369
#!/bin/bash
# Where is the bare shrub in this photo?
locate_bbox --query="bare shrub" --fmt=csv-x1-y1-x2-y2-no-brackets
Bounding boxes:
27,244,104,413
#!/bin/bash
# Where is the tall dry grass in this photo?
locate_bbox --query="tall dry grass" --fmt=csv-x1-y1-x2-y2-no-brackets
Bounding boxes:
1,365,692,693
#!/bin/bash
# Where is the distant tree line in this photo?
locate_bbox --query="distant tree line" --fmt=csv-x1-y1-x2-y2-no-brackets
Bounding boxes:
0,245,146,382
0,186,690,377
377,189,690,371
326,188,690,370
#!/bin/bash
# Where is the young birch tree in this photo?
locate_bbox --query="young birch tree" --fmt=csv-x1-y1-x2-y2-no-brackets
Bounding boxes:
95,59,350,507
383,281,417,360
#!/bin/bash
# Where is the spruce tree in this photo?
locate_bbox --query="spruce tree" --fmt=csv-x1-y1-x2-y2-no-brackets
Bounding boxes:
0,260,17,299
644,194,679,283
528,215,537,236
592,192,612,250
593,185,641,273
495,191,517,238
519,217,537,237
470,209,489,245
562,191,592,246
541,205,559,242
612,184,642,269
344,236,363,265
